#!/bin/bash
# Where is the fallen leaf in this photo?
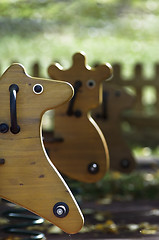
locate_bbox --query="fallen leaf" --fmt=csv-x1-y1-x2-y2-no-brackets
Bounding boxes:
140,229,157,235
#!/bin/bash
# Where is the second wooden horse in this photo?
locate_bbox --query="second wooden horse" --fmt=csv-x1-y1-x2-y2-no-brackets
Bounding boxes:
44,52,112,183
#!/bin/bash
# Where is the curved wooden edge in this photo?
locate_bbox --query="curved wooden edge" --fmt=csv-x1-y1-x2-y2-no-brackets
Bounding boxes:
48,52,113,81
0,63,84,234
93,83,136,173
46,52,113,182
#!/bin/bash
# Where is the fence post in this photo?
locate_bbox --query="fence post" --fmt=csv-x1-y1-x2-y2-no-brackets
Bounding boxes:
133,63,143,112
154,63,159,112
112,63,122,85
32,62,40,77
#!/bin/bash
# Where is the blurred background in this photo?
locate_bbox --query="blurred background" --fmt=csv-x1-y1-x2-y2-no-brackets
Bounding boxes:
1,0,159,207
1,0,159,238
0,0,159,75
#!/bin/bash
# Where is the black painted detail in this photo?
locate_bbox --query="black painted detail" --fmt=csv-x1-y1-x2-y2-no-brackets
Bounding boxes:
66,80,82,117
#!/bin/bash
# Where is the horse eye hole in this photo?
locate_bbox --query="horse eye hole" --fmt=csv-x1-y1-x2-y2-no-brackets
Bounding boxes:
33,84,43,94
87,79,96,88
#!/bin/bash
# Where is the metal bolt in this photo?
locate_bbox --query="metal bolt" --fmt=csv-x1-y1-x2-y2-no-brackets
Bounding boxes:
88,162,99,174
0,159,5,164
120,159,130,169
74,110,82,117
33,84,43,94
0,123,9,133
56,207,65,216
53,202,69,218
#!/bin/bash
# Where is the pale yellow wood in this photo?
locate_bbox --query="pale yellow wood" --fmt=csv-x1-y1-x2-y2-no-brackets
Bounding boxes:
0,64,84,234
92,83,136,173
45,52,112,183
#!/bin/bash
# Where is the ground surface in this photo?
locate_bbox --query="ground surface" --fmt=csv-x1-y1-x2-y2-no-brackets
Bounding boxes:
46,199,159,240
0,158,159,240
1,197,159,240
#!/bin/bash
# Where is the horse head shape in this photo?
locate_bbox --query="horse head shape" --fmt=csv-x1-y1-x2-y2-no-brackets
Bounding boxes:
0,64,84,234
93,83,136,172
45,52,112,183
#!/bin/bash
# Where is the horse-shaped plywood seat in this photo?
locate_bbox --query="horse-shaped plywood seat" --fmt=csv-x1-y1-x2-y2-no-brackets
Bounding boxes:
93,83,136,173
45,52,112,183
0,64,84,234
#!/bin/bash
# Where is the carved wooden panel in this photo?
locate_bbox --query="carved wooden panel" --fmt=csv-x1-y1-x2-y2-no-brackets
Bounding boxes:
45,52,112,183
0,64,84,234
92,83,136,173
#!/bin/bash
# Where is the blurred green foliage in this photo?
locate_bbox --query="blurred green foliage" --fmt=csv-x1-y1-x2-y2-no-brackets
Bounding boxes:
67,170,159,202
1,0,159,39
0,0,159,76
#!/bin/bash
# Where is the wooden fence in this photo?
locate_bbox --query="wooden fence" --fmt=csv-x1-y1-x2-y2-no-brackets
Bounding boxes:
5,61,159,146
111,63,159,147
31,62,159,112
112,63,159,113
31,62,159,108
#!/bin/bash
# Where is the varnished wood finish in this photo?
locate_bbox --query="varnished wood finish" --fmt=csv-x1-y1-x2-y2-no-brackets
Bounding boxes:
46,52,112,183
0,64,84,234
93,83,136,173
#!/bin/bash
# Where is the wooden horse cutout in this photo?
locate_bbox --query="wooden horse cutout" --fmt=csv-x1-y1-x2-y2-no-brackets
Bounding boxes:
0,64,84,234
45,52,112,183
93,83,136,173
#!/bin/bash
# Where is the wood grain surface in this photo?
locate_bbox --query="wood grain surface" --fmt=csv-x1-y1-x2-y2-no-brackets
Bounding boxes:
92,83,136,173
0,64,84,234
45,52,112,183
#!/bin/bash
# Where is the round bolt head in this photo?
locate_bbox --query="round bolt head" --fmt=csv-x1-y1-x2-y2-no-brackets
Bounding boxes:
33,84,43,94
120,158,130,169
88,162,99,174
0,123,9,133
74,110,82,118
53,202,69,218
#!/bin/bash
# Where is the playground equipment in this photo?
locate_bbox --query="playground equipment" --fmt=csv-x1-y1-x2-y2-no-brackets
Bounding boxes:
0,63,84,234
2,206,46,239
93,83,136,173
44,52,112,183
